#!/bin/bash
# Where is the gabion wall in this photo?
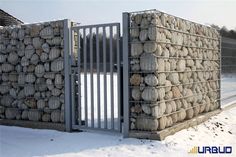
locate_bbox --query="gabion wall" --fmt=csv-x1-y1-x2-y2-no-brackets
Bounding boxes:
0,20,65,123
129,10,220,131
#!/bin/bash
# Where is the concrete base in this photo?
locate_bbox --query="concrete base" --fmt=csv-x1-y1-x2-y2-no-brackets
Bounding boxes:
129,109,222,140
0,119,65,131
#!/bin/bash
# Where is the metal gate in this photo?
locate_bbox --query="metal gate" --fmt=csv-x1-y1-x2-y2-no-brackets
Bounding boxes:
70,23,122,132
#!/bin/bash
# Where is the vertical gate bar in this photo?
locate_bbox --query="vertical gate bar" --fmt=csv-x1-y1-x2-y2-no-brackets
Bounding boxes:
64,19,72,132
122,13,130,137
109,26,114,130
70,29,75,126
90,28,94,128
83,28,88,127
71,70,75,126
77,29,82,126
103,26,107,129
116,24,121,131
96,27,101,128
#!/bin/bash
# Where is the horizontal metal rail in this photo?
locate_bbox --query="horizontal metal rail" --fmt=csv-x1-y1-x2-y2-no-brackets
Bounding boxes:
129,55,220,61
129,69,220,74
129,89,220,104
130,40,220,51
130,79,220,89
129,24,219,41
71,23,120,30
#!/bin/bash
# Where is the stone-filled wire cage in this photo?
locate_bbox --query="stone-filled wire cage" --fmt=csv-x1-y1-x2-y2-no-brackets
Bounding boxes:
128,10,221,132
0,20,66,123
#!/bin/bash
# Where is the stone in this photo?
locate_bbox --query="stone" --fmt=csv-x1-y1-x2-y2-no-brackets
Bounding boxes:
21,57,29,66
24,98,36,108
131,43,143,57
52,37,62,45
46,79,54,90
140,53,158,71
183,88,194,103
7,52,19,65
141,104,151,115
51,110,61,123
176,59,186,71
167,72,179,85
42,43,50,53
171,113,178,123
136,117,158,131
49,47,60,60
152,102,166,118
186,108,194,119
141,87,158,101
30,54,39,65
9,88,17,98
25,74,36,83
55,74,63,88
40,26,54,39
165,80,172,92
157,87,165,100
40,52,48,62
24,84,35,96
25,45,35,59
18,29,25,40
5,108,20,119
21,110,28,120
131,88,141,101
166,116,173,127
158,116,167,130
37,99,46,109
139,29,148,42
42,114,51,122
143,42,157,53
172,86,182,98
0,54,6,63
131,28,139,38
144,74,158,86
35,64,45,77
1,96,14,107
28,110,41,121
48,97,61,109
130,74,142,86
1,63,14,72
51,59,63,72
177,108,186,121
51,88,61,96
32,37,43,49
158,73,166,85
148,27,159,41
193,105,200,116
157,59,165,71
0,82,10,94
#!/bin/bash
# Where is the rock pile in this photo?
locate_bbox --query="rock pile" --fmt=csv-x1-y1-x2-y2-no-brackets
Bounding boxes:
0,20,65,123
129,11,220,131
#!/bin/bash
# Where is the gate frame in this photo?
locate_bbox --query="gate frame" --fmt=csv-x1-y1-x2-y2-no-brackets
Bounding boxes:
122,12,130,137
64,19,73,132
63,18,130,136
67,22,125,133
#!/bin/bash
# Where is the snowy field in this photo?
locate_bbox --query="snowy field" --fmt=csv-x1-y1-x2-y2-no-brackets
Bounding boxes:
221,75,236,107
0,107,236,157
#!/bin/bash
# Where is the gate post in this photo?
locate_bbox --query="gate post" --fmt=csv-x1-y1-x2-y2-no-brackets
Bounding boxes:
64,19,72,132
122,12,130,137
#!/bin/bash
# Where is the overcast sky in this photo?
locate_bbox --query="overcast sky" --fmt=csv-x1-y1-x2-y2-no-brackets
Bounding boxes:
1,0,235,29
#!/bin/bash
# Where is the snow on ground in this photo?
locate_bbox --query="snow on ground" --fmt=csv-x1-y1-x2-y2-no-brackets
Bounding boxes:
1,107,236,157
221,75,236,107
